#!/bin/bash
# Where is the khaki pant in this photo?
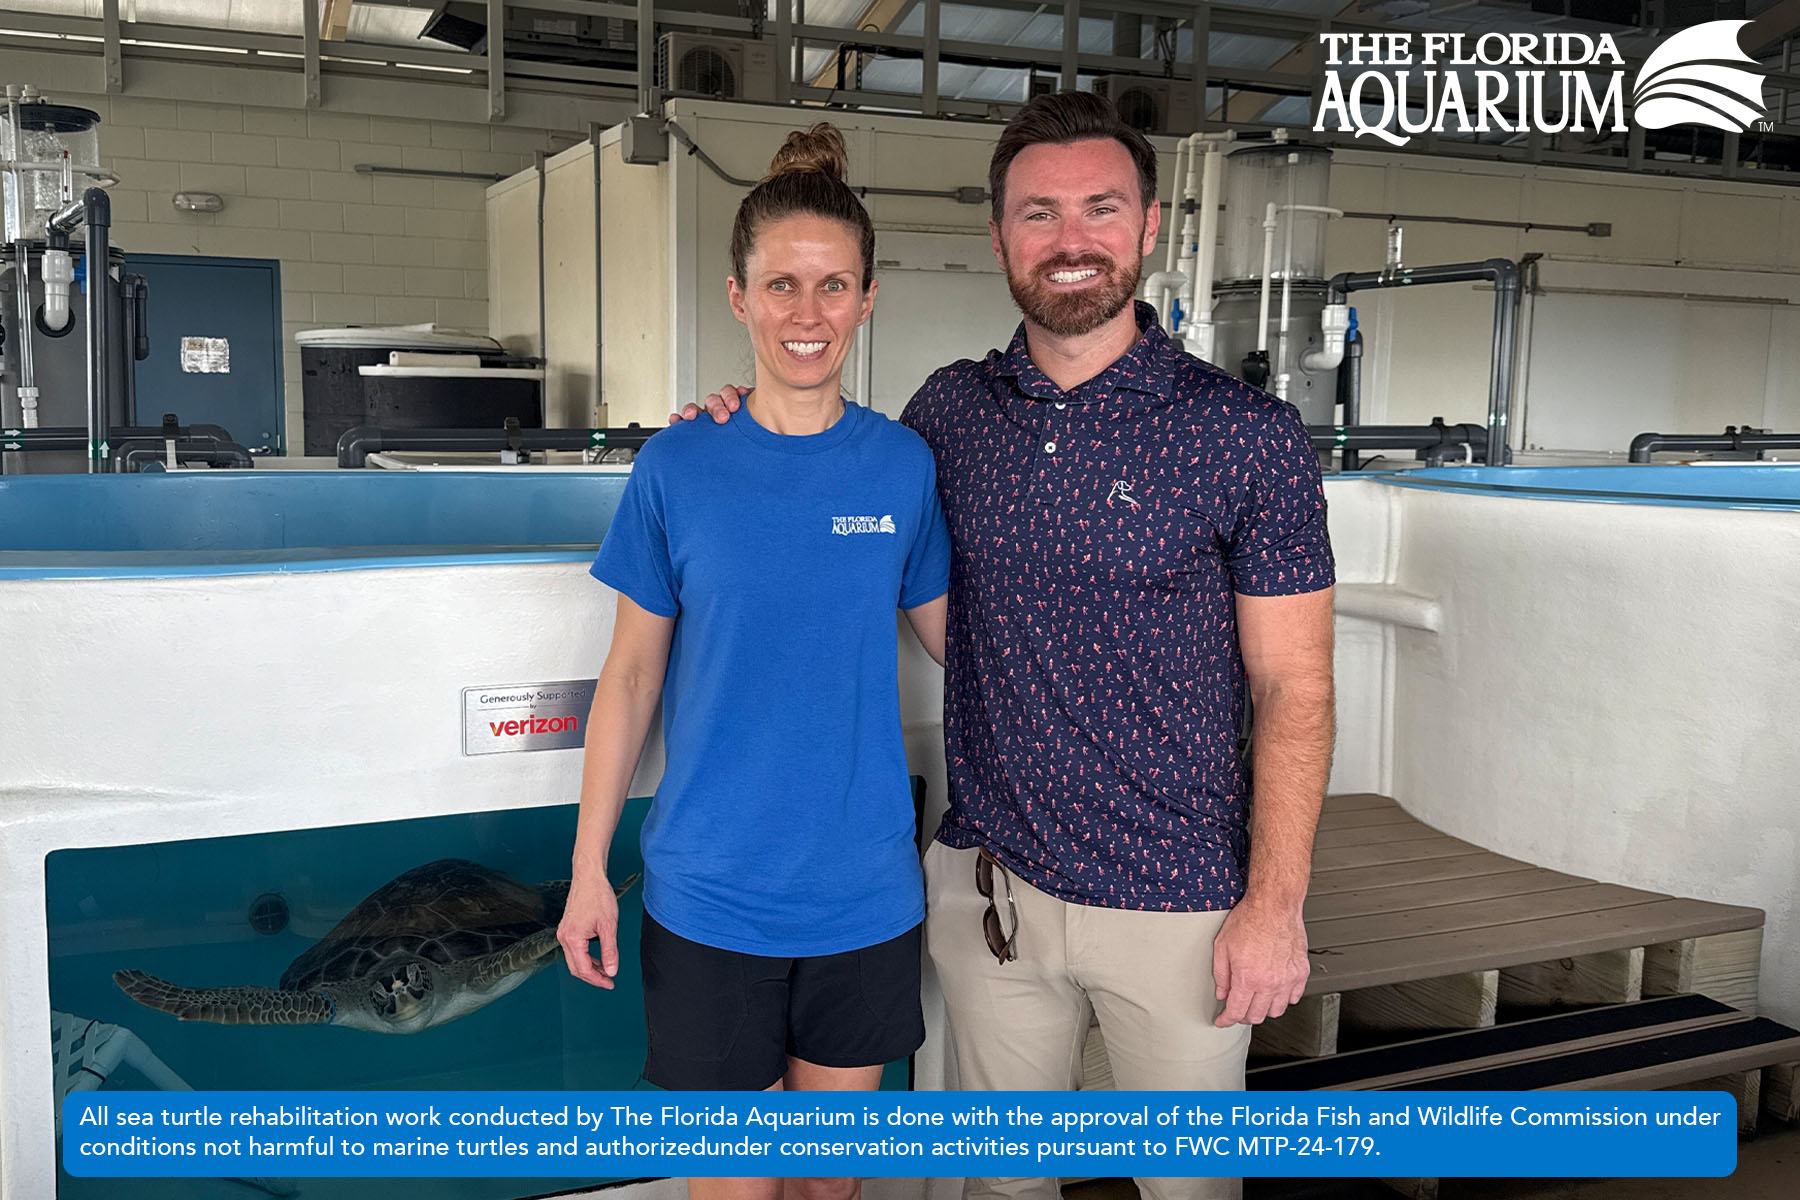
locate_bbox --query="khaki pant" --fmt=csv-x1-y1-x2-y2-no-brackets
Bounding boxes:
924,842,1252,1200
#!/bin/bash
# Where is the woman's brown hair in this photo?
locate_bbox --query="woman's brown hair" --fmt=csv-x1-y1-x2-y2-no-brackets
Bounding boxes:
729,122,876,291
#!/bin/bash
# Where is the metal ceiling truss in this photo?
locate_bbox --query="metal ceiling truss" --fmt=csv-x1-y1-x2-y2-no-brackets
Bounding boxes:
0,1,1792,185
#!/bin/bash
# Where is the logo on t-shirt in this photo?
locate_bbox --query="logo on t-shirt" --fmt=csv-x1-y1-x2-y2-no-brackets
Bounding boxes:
831,514,897,536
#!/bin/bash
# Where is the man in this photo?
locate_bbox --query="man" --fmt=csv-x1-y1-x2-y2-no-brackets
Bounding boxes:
682,92,1334,1200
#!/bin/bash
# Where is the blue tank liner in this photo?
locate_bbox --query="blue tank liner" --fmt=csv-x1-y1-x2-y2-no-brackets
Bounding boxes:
0,471,630,579
1375,465,1800,512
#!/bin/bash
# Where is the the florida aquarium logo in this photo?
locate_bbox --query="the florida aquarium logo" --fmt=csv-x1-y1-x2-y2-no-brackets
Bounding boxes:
1632,20,1767,132
1313,20,1768,148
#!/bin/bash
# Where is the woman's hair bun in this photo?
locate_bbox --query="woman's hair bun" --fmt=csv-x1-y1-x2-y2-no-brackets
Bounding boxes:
767,123,849,182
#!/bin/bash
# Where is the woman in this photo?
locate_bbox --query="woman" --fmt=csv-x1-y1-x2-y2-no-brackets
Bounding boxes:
557,124,949,1200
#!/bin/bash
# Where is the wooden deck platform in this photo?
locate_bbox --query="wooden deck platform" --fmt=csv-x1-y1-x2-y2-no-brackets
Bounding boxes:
1076,794,1798,1193
1218,793,1762,1063
1082,794,1788,1118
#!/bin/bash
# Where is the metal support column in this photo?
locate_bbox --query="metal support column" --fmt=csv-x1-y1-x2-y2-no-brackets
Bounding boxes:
638,0,660,113
795,0,806,100
1192,3,1210,132
775,0,792,105
102,0,122,93
486,0,506,119
1785,38,1794,124
1061,0,1081,92
922,0,940,116
301,0,322,108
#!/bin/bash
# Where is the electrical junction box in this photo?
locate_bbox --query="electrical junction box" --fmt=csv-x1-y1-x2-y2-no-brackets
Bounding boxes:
621,114,668,165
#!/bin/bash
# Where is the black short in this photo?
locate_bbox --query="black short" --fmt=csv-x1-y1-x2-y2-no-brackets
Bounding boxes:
639,910,924,1091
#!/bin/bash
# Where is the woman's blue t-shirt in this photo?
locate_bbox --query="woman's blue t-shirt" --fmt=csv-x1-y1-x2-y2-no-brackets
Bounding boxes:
592,400,950,957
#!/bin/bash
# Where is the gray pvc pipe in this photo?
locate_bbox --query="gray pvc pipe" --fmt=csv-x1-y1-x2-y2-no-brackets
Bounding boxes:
1328,259,1520,466
335,425,656,468
82,188,111,474
1628,430,1800,463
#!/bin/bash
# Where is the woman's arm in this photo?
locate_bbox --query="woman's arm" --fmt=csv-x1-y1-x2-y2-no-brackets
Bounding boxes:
558,594,675,989
903,594,947,668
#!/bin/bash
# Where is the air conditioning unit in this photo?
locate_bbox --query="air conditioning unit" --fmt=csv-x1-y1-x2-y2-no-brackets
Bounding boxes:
657,33,777,103
1091,75,1198,137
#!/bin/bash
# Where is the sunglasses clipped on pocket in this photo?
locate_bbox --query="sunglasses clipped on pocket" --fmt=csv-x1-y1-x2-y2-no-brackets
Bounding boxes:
975,847,1018,964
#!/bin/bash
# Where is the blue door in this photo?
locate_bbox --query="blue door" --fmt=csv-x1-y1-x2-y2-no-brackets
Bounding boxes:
127,254,284,454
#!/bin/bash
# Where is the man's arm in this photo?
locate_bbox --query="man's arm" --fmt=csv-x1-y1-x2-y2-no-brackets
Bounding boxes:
1212,586,1335,1027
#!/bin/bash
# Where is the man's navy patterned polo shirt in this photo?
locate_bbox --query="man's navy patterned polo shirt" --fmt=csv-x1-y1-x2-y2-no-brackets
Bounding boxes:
901,302,1334,912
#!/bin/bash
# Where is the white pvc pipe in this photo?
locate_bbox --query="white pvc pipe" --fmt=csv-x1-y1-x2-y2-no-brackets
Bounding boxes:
1300,305,1350,373
1194,143,1223,326
1163,136,1186,278
1332,582,1443,633
1257,203,1277,354
1141,270,1190,332
1276,172,1297,401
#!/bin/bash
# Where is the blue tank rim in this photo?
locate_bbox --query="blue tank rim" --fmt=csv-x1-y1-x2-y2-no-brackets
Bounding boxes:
0,470,626,580
0,547,597,581
1367,464,1800,512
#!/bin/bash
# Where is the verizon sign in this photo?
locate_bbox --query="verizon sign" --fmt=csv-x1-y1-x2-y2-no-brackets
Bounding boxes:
461,679,596,756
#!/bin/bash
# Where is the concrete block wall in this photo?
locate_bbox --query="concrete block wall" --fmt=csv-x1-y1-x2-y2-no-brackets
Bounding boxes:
60,91,580,454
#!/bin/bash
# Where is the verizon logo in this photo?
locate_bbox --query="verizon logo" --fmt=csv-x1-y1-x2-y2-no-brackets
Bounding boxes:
489,715,580,737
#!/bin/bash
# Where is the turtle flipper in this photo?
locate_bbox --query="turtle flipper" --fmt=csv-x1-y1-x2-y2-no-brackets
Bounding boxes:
540,872,641,924
113,970,333,1026
466,928,560,992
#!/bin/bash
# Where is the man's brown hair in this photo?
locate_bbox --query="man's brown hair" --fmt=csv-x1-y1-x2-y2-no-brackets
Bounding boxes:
988,91,1159,223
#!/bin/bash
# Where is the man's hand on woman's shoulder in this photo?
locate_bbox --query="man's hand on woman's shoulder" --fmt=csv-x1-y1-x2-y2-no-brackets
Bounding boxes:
669,384,747,425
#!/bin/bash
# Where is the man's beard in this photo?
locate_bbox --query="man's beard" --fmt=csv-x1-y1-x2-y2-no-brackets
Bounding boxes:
1001,246,1142,339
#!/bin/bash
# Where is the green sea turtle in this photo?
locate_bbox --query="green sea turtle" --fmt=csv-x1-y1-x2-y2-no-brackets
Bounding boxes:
113,859,638,1034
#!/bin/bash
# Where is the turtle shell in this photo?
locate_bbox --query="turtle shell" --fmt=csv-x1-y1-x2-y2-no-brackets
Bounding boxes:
278,859,566,991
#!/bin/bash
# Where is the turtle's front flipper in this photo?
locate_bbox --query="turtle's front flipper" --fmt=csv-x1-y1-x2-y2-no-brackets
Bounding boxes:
113,970,333,1026
466,929,560,993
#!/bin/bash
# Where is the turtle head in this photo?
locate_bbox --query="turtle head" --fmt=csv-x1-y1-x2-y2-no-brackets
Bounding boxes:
345,958,440,1033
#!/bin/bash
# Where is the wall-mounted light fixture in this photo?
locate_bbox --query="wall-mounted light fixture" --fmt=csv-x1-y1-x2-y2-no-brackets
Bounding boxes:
172,192,224,213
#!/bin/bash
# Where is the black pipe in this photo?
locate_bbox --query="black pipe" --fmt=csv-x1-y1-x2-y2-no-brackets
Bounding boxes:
1628,427,1800,464
111,438,255,472
120,274,140,425
1337,328,1364,472
127,273,149,359
3,421,242,453
1328,259,1520,466
82,187,112,474
1489,261,1520,466
336,425,657,468
1309,422,1488,466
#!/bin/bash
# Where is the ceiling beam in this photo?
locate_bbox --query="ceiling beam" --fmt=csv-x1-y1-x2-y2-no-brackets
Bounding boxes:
321,0,354,42
1745,0,1800,59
